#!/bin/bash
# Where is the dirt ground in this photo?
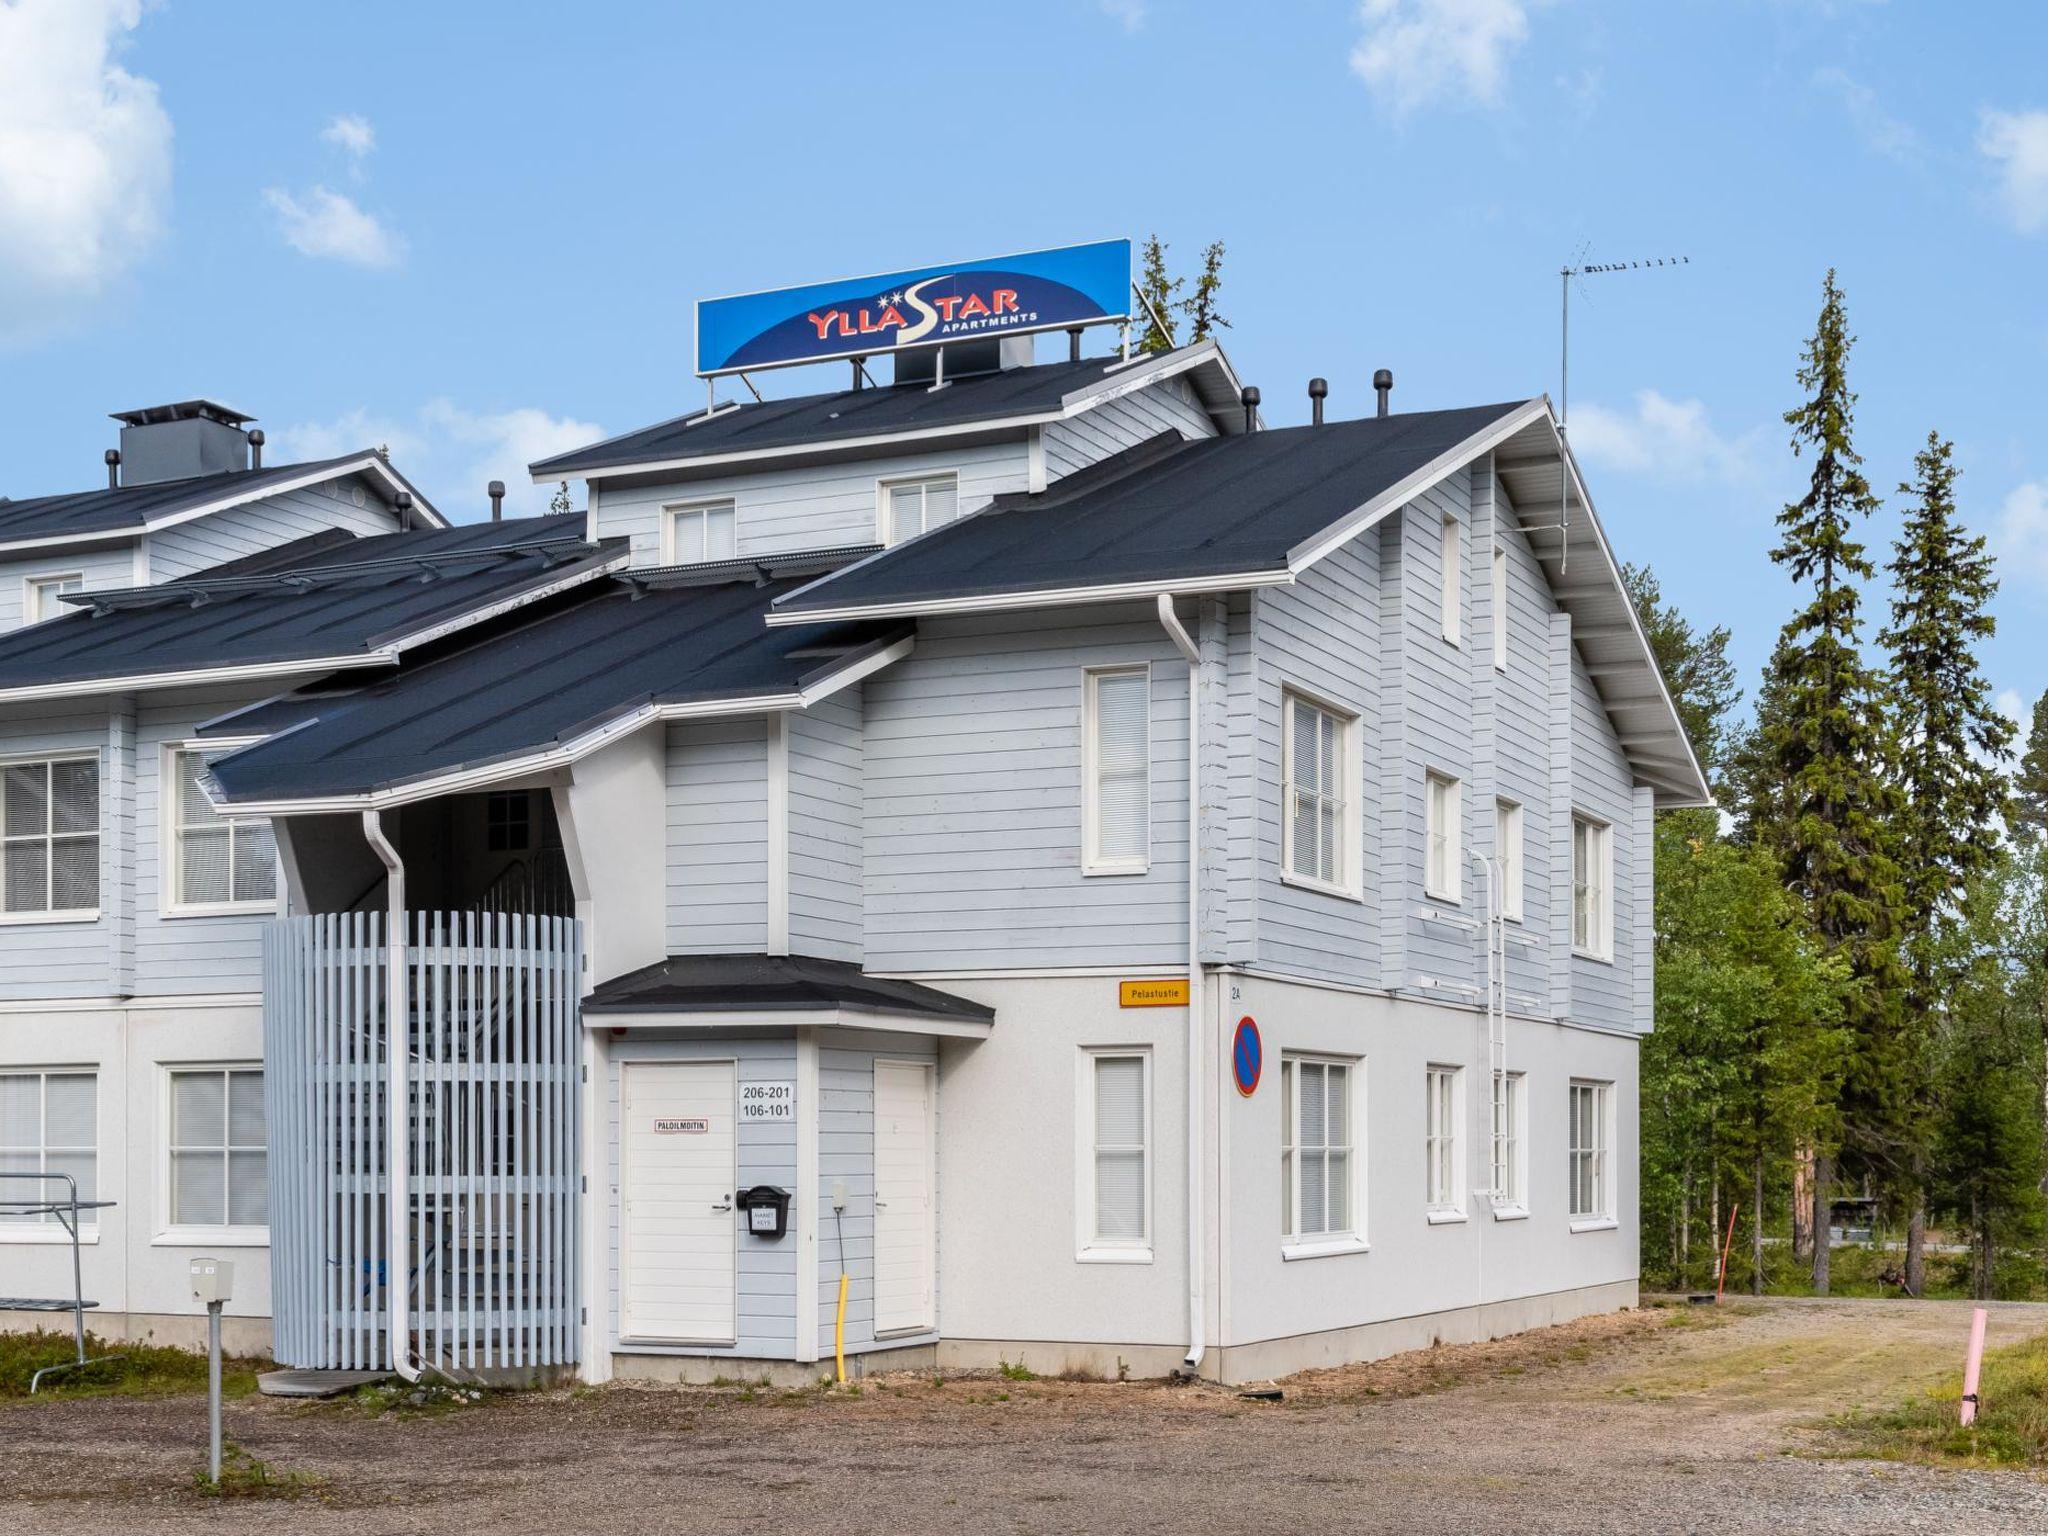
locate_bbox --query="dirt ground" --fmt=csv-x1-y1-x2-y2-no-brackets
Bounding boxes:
3,1297,2045,1535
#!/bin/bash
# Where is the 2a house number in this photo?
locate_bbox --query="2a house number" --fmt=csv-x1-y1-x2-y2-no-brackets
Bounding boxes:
740,1082,795,1121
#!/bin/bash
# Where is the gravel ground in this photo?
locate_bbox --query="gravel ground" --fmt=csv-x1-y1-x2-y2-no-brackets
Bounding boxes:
3,1296,2045,1535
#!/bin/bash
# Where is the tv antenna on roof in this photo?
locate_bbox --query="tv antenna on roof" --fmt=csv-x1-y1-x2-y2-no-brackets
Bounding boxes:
1543,252,1691,572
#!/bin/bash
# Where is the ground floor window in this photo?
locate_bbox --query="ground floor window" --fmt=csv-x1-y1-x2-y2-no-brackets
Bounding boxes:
1084,1049,1150,1253
168,1067,267,1230
1425,1065,1463,1216
1491,1070,1525,1210
1569,1079,1613,1221
1282,1055,1357,1242
0,1069,96,1225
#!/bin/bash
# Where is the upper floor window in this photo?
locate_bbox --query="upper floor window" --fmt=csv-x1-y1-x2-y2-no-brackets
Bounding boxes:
1494,798,1524,921
1082,1048,1150,1258
663,500,737,565
1425,772,1462,903
880,473,959,546
1572,814,1612,960
2,756,99,918
0,1069,96,1226
24,573,82,627
167,1067,267,1231
1083,666,1149,874
1439,512,1462,645
1569,1079,1614,1224
169,749,275,913
1491,543,1508,670
1282,691,1357,895
1282,1055,1358,1244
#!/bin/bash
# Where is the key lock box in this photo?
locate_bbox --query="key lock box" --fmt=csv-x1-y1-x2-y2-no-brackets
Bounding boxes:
735,1185,791,1239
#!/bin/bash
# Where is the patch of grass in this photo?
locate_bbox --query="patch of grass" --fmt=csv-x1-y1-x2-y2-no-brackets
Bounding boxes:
193,1443,325,1501
347,1379,491,1416
996,1357,1036,1382
0,1328,261,1400
1830,1329,2048,1469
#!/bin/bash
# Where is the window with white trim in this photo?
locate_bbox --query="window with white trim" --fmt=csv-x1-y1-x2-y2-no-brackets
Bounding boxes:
1425,772,1462,903
880,473,959,545
663,500,738,565
1440,512,1462,644
1425,1065,1462,1216
1491,1070,1525,1209
169,749,276,911
1495,798,1524,921
0,1070,96,1226
1083,666,1149,873
1491,543,1508,669
167,1067,267,1230
1085,1050,1149,1251
1572,814,1612,959
1283,691,1354,891
25,573,82,627
1569,1079,1613,1221
1282,1055,1357,1243
2,757,99,917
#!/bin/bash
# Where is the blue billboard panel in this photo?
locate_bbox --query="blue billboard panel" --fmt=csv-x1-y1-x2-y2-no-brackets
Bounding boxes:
695,239,1132,377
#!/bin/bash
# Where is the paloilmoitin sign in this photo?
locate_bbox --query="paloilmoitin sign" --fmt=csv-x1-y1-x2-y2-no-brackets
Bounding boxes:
695,239,1132,377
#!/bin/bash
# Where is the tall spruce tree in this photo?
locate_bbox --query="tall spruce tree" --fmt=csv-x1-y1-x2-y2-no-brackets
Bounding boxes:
1624,561,1740,787
1133,234,1182,354
1757,270,1908,1294
2014,689,2048,843
1182,241,1229,345
1880,431,2015,1293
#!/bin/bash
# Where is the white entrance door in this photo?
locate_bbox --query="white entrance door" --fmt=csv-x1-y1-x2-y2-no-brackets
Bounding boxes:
621,1059,737,1344
872,1060,935,1336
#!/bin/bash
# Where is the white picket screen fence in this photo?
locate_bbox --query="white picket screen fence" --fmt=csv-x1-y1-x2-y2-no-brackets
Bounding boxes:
264,911,583,1374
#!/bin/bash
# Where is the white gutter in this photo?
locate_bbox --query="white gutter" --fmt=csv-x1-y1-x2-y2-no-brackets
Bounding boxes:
361,810,419,1384
1155,593,1205,1373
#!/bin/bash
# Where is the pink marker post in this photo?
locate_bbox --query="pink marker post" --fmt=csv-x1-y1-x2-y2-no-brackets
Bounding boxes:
1961,1307,1989,1427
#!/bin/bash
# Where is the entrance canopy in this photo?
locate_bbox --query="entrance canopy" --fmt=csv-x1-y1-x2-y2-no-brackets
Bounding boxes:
582,953,994,1039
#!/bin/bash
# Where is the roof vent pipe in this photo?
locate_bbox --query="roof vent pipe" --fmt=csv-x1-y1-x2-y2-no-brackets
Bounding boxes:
1374,368,1393,419
104,449,120,490
1069,328,1084,363
1309,377,1328,427
247,428,264,471
1240,385,1260,434
488,480,505,522
394,489,414,532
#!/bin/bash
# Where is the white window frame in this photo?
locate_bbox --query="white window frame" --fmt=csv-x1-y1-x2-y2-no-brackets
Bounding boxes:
1076,1047,1152,1263
1281,1053,1367,1258
24,572,83,626
1572,813,1614,961
1424,1064,1465,1222
0,1067,98,1242
1491,1070,1528,1218
1494,798,1524,922
1425,771,1462,904
163,741,279,918
660,498,739,566
1569,1078,1616,1230
876,472,960,547
1440,511,1463,645
1491,543,1509,670
0,751,101,925
157,1063,269,1246
1280,687,1362,899
1082,664,1150,876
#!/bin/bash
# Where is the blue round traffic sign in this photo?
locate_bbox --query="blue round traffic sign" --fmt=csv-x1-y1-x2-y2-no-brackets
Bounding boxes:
1232,1017,1262,1097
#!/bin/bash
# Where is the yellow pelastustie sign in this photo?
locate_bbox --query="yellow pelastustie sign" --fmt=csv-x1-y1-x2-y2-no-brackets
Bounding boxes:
1119,979,1190,1008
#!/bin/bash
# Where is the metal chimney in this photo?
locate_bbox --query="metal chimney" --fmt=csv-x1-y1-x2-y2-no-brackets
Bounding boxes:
488,480,505,522
1373,368,1393,418
104,449,120,489
247,428,264,471
394,489,414,532
1240,386,1260,434
1309,378,1328,427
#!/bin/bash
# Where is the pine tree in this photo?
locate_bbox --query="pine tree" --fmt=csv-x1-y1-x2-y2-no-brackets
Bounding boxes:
1880,431,2015,1292
1623,561,1740,788
1181,241,1229,345
1133,234,1182,354
548,481,573,516
1757,270,1909,1294
2014,689,2048,843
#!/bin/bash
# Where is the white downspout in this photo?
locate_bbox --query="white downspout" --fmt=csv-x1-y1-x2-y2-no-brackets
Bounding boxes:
362,810,419,1383
1156,593,1205,1372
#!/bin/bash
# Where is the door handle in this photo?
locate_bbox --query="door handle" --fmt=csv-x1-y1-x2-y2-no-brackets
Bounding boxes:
712,1196,733,1213
874,1199,888,1210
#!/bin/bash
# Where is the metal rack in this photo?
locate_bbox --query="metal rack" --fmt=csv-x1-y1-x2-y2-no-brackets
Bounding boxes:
0,1172,121,1391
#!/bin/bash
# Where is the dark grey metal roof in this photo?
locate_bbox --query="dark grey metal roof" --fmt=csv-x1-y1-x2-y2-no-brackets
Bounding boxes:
583,953,994,1025
205,572,902,806
771,401,1533,617
532,352,1198,477
0,514,612,696
0,450,431,546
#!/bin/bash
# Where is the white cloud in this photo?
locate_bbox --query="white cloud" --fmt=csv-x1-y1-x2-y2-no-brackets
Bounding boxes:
0,0,171,342
263,185,405,268
272,401,605,522
1098,0,1146,31
320,113,376,161
1979,108,2048,235
1996,688,2027,729
1812,66,1920,165
1567,391,1766,484
1349,0,1530,116
1994,480,2048,589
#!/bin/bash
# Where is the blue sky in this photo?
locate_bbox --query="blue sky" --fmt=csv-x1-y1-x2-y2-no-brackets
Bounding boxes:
3,0,2045,728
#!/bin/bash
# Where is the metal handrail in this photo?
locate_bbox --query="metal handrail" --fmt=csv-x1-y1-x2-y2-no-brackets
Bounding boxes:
0,1172,122,1391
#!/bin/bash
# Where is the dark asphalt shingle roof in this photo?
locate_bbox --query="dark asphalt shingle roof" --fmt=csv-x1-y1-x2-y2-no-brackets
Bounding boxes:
583,953,994,1025
770,401,1532,616
0,452,408,546
0,514,608,695
531,353,1136,476
205,574,900,804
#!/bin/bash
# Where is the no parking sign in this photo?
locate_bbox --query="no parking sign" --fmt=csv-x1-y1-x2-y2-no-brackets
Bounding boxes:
1231,1017,1262,1097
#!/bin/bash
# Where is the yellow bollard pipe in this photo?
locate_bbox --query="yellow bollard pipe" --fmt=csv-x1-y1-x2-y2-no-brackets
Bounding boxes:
834,1272,849,1384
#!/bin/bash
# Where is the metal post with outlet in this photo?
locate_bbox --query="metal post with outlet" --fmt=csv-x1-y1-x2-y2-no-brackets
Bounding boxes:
190,1258,234,1484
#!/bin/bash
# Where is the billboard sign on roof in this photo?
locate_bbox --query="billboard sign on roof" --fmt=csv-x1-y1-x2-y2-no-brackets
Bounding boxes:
695,239,1132,377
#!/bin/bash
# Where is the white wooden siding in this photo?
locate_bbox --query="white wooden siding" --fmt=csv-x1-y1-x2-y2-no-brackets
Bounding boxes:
148,477,401,583
1568,646,1639,1031
788,691,864,964
666,718,770,954
0,546,137,630
1040,376,1216,478
0,704,117,999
